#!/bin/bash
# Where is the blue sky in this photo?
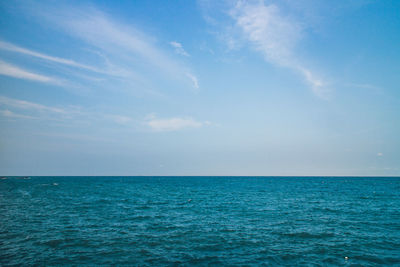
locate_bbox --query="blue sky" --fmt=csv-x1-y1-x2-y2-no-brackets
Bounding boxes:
0,0,399,176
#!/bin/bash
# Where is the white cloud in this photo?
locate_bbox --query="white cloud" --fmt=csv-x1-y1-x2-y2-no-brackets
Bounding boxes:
170,41,190,57
0,95,65,113
0,109,36,119
45,7,199,89
4,3,200,93
107,115,133,125
186,73,199,89
377,152,383,156
0,95,136,128
145,114,204,132
0,40,99,72
0,60,56,83
299,67,328,98
0,40,149,88
232,2,300,64
345,83,383,94
229,1,328,97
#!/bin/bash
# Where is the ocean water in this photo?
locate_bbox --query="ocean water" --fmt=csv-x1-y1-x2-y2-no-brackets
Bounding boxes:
0,176,399,266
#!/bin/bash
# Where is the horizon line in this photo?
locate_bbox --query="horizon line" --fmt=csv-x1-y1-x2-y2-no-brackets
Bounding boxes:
2,175,400,178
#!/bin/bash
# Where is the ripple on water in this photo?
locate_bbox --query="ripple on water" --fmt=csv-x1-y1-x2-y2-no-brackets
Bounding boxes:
0,176,399,266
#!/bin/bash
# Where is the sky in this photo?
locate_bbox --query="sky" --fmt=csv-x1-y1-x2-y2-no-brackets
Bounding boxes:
0,0,399,176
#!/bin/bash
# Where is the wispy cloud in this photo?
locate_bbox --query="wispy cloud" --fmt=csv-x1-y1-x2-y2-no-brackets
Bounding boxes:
299,67,328,97
0,40,149,90
0,96,209,133
0,95,136,128
106,115,133,125
0,40,99,72
186,73,199,89
231,2,300,65
204,1,328,98
170,41,190,57
0,95,65,113
230,1,328,97
0,60,58,83
1,2,200,94
0,109,36,119
37,5,199,90
345,83,383,94
145,114,205,132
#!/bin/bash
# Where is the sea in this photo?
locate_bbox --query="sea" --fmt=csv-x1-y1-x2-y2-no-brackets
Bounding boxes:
0,176,399,266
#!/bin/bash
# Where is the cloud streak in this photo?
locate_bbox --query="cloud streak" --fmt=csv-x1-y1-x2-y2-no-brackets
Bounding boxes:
229,1,328,97
186,73,199,89
106,114,133,125
0,60,57,83
0,95,65,113
0,96,210,134
0,95,134,127
40,6,199,90
2,3,200,94
170,41,190,57
145,114,205,132
0,40,100,72
0,109,36,119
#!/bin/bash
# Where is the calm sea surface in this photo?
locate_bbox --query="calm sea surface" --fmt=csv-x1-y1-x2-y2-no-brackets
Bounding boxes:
1,176,399,266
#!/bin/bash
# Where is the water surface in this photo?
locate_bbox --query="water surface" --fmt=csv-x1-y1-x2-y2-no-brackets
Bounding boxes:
1,176,399,266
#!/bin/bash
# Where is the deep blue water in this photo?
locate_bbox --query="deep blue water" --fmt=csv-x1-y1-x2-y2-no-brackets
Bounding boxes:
1,176,399,266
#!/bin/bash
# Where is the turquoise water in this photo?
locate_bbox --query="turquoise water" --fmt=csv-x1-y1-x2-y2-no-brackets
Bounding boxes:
1,176,399,266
